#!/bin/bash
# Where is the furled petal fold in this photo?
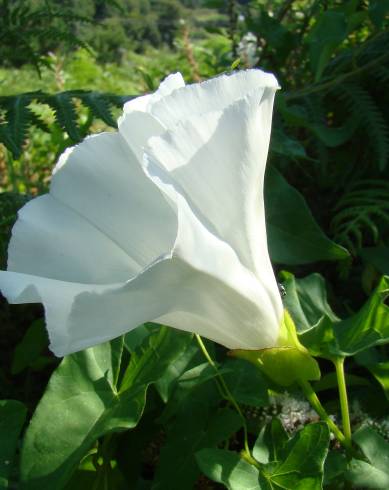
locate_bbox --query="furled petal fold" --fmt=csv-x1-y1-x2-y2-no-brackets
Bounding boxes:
144,87,282,314
118,72,185,159
0,69,283,356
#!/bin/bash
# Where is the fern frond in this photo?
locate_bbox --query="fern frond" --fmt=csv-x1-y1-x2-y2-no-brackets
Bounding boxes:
4,94,35,150
46,92,81,142
331,180,389,254
0,0,92,71
0,91,129,158
0,125,19,157
374,66,389,84
76,92,116,127
339,83,389,170
28,110,50,134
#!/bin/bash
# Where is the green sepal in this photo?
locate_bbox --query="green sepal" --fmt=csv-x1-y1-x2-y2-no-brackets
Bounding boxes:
278,309,306,350
230,310,321,387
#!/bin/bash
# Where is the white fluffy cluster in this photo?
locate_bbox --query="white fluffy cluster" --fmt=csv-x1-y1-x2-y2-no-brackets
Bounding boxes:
270,393,320,432
237,32,259,67
244,392,320,433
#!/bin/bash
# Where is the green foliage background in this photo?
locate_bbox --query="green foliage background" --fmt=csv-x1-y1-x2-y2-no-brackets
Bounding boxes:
1,0,389,489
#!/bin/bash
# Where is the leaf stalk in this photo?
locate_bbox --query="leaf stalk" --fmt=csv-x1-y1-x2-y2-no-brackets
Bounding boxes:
333,356,352,447
299,379,351,450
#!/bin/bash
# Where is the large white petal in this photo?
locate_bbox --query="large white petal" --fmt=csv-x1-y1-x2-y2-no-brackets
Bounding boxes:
0,271,98,352
121,72,185,115
149,69,279,129
0,240,276,357
144,88,282,319
118,70,278,161
156,197,280,350
140,158,281,351
0,264,185,356
51,132,176,272
118,73,185,160
0,189,279,355
8,194,137,283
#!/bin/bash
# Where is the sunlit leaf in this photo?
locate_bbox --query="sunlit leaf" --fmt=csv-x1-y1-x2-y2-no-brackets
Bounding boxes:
20,327,192,490
261,423,330,490
196,448,260,490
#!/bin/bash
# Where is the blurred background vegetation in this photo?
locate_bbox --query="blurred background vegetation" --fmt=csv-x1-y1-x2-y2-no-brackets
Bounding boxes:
0,1,389,488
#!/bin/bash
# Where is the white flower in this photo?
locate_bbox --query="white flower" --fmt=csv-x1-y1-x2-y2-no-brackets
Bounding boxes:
238,32,259,68
0,69,283,356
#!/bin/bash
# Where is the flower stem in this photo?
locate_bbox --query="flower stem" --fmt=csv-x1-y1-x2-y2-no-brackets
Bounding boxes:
195,334,251,456
299,379,351,450
333,356,352,447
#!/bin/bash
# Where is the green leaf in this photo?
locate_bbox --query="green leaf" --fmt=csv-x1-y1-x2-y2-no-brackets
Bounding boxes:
155,335,198,403
124,323,156,352
368,361,389,398
307,11,348,81
258,10,293,51
253,418,289,464
154,388,242,490
157,361,231,425
347,426,389,489
347,460,389,489
262,423,330,490
301,276,389,357
11,319,48,374
311,116,358,148
360,247,389,276
115,409,160,489
280,271,339,333
20,327,191,490
323,451,347,486
196,448,260,490
369,0,389,28
360,361,389,401
223,359,269,407
271,129,307,159
0,400,27,489
265,167,349,264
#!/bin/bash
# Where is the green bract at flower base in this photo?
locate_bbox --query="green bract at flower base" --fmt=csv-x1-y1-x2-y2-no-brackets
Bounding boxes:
230,310,321,387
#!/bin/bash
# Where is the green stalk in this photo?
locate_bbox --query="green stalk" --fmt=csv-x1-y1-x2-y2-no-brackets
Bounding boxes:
195,334,252,457
299,379,351,450
333,356,352,447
